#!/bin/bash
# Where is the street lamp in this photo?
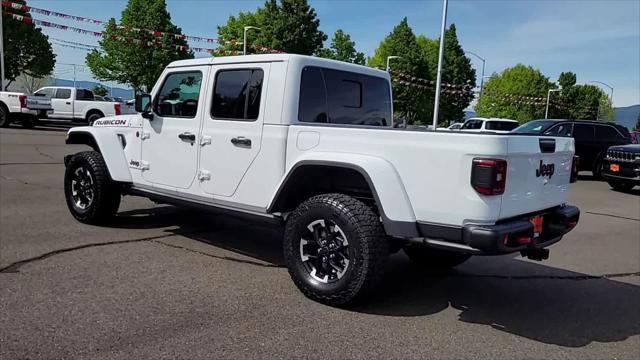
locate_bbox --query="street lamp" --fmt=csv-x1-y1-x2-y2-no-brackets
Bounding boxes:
466,51,486,102
590,80,614,109
545,89,561,119
386,56,401,72
243,26,261,55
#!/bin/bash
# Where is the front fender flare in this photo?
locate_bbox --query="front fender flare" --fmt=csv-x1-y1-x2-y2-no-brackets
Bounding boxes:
65,126,132,183
271,153,418,237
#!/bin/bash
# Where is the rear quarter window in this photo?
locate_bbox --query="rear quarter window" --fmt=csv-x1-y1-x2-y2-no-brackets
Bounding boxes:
298,66,391,127
485,121,519,131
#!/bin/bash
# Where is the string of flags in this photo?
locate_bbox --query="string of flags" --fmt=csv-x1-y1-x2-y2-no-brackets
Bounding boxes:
1,0,218,43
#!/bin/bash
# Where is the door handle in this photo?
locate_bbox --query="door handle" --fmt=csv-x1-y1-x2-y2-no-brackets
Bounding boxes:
231,137,251,147
178,132,196,141
66,102,71,105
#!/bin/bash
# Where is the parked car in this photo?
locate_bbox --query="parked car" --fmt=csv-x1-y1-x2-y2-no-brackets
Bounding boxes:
512,119,630,177
602,144,640,191
447,122,464,130
0,90,53,128
460,117,520,133
63,54,580,306
630,131,638,144
34,87,122,124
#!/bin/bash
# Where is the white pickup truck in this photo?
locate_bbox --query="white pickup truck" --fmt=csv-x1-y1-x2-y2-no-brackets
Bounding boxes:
63,54,580,306
0,90,53,128
35,87,122,124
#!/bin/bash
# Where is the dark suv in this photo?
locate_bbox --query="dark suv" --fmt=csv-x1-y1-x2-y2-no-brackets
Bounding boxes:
512,119,631,177
602,144,640,191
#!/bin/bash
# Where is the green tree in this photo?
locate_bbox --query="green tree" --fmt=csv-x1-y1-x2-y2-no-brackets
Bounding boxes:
1,0,55,90
417,24,476,123
85,0,193,92
562,84,612,121
316,29,365,65
474,64,555,122
368,18,431,124
558,71,576,89
216,0,326,55
92,85,108,97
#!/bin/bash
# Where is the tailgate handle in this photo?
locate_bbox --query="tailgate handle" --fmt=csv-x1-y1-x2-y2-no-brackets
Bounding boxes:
539,138,556,153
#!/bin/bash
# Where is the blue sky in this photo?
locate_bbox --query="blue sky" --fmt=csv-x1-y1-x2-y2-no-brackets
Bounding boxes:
26,0,640,106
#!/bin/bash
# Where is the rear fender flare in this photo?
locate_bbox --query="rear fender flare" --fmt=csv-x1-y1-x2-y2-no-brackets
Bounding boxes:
65,126,132,182
270,152,418,237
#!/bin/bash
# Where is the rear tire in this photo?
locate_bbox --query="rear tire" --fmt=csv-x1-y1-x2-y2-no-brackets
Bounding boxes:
403,245,471,270
283,193,388,306
592,156,603,179
64,151,121,224
87,112,103,125
608,180,635,192
0,105,9,127
21,116,35,129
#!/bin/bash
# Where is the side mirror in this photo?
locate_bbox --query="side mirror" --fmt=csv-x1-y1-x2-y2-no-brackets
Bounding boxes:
135,94,153,120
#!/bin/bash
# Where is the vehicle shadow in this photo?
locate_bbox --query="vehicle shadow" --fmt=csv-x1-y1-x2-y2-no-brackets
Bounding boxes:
111,205,639,348
349,255,640,347
7,121,75,133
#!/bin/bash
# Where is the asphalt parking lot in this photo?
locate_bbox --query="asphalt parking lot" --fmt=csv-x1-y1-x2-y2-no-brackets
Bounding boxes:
1,122,639,359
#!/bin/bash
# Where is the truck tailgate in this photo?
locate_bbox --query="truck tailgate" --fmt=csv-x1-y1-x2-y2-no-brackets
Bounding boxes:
500,136,574,219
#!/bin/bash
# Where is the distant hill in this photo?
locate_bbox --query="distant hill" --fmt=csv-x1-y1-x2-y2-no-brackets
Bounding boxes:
50,78,134,100
614,104,640,130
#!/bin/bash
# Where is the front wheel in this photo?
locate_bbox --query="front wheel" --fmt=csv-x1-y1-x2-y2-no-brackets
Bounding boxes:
403,245,471,270
64,151,121,224
283,194,388,306
608,180,635,192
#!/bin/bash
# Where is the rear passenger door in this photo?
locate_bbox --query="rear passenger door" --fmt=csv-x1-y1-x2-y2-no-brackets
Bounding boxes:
199,64,270,197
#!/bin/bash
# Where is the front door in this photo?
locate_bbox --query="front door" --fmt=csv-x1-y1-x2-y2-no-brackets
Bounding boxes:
141,68,208,190
199,64,270,197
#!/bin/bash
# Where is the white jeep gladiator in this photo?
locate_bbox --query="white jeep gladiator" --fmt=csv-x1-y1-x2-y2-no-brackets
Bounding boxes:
63,54,580,305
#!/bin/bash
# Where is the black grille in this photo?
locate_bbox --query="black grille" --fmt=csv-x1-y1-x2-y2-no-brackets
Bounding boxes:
607,150,636,162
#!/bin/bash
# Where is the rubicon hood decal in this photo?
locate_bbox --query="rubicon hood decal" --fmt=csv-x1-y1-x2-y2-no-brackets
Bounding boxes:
93,118,129,127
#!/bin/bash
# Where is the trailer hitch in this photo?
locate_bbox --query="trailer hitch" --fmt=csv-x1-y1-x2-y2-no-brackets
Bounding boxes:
521,248,549,261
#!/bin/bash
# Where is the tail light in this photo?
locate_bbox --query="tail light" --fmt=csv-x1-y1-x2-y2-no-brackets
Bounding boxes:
18,95,27,108
570,155,579,183
471,158,507,195
114,102,121,116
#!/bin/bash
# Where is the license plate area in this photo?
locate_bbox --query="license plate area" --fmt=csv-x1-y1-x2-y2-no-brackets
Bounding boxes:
530,215,544,238
610,164,620,172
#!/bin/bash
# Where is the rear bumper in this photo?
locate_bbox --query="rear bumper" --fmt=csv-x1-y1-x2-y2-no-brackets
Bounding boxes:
416,205,580,255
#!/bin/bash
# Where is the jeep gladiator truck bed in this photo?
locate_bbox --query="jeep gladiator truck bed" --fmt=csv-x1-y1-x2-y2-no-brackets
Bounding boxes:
63,54,580,306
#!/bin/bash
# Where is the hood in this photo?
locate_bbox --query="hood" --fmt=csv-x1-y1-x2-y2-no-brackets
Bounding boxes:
608,144,640,153
92,115,141,128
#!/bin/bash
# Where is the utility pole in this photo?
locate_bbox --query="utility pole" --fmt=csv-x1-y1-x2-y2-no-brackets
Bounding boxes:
1,1,6,91
243,26,261,55
432,0,449,130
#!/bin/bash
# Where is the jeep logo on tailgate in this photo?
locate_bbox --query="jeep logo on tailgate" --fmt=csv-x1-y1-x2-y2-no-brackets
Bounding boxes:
536,160,554,179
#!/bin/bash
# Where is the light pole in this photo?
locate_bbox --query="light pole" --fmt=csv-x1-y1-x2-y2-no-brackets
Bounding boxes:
1,1,5,91
466,51,485,102
590,81,614,118
545,89,560,119
243,26,261,55
386,56,401,72
432,0,449,130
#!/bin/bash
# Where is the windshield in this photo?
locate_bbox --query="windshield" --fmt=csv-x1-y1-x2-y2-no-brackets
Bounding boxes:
512,120,556,133
486,121,519,131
